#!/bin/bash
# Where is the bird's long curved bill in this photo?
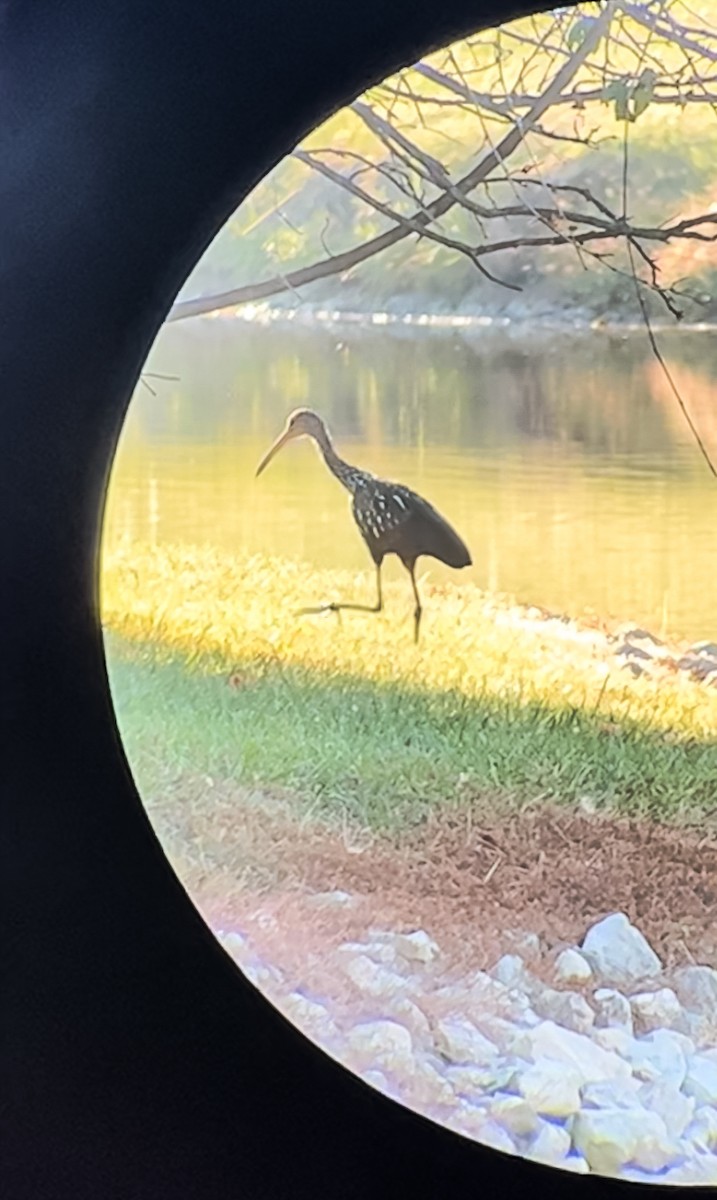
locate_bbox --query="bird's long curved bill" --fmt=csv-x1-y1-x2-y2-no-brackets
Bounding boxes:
255,428,292,477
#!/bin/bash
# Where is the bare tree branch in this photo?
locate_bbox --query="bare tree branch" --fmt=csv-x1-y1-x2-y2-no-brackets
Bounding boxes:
167,0,617,323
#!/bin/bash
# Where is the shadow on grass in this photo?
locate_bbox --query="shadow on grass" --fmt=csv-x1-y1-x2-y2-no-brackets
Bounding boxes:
105,631,717,833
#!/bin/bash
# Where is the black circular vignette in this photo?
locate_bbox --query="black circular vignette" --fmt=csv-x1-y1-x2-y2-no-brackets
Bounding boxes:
1,1,677,1197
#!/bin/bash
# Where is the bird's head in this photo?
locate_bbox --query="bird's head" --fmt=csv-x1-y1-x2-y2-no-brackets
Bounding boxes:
255,408,328,476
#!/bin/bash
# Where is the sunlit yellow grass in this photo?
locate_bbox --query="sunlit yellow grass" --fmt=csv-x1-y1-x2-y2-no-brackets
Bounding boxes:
101,541,717,741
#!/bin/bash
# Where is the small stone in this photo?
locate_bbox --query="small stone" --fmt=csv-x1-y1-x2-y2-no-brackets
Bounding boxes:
593,988,633,1033
627,1029,688,1087
561,1154,591,1174
683,1055,717,1105
517,1059,582,1118
434,1017,498,1066
572,1109,679,1174
392,929,440,965
242,961,282,989
506,931,541,964
491,954,525,988
472,1014,521,1051
554,948,593,985
580,912,662,988
526,1120,572,1166
684,1104,717,1152
673,965,717,1017
408,1056,457,1109
446,1060,522,1099
345,1020,415,1074
532,988,595,1034
341,955,407,999
282,992,334,1032
581,1079,643,1111
630,988,685,1035
638,1078,695,1139
591,1026,633,1056
513,1020,631,1085
389,998,432,1042
616,641,652,661
217,931,248,959
337,940,398,967
489,1095,540,1137
473,1117,516,1154
361,1068,392,1093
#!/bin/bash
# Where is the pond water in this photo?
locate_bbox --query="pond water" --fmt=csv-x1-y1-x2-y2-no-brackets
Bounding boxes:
103,320,717,642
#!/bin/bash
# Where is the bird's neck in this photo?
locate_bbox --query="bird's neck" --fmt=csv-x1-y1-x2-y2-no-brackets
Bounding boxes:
314,428,363,493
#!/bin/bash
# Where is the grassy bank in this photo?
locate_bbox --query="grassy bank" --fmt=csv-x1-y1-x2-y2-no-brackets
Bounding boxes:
102,543,717,832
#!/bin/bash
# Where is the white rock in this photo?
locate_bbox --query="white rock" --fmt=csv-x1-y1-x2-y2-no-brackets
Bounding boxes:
526,1120,572,1166
408,1056,458,1109
472,1014,522,1051
684,1104,717,1151
561,1154,591,1174
683,1055,717,1105
513,1020,631,1085
580,912,662,988
630,987,685,1034
638,1078,695,1138
591,1027,634,1056
517,1059,582,1117
661,1155,717,1186
572,1108,680,1174
337,940,398,967
388,998,432,1042
361,1068,393,1093
489,1095,540,1137
445,1059,524,1099
491,954,525,988
532,988,595,1034
282,992,334,1033
391,929,439,965
593,988,633,1032
682,1010,717,1049
580,1079,642,1111
627,1029,688,1087
341,954,407,998
345,1020,415,1074
434,1017,498,1066
554,948,593,984
474,1118,517,1154
673,965,717,1015
242,961,282,989
217,930,248,958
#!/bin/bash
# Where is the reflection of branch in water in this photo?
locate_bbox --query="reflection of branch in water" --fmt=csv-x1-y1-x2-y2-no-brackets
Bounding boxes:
622,123,717,480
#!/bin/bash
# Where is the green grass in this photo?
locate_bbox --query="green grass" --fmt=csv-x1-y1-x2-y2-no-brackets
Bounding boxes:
103,545,717,832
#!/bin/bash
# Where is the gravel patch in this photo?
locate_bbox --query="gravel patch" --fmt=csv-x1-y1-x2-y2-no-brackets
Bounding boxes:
216,909,717,1183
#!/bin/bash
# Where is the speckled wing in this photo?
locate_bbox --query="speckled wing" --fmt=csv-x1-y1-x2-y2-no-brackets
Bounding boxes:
351,479,471,569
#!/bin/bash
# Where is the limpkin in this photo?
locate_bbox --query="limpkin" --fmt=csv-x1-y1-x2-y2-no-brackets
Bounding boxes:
255,408,472,642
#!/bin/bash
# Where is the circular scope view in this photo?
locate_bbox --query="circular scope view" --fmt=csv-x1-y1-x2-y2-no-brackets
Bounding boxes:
103,2,717,1184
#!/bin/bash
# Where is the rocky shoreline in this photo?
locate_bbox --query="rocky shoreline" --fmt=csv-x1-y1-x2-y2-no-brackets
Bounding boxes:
497,599,717,691
217,908,717,1184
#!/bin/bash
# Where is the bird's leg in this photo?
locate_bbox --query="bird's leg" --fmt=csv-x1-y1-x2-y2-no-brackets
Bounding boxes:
406,561,422,644
297,564,383,620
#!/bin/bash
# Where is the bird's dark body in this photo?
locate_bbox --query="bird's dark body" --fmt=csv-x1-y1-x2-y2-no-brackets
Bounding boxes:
350,473,472,571
255,407,472,641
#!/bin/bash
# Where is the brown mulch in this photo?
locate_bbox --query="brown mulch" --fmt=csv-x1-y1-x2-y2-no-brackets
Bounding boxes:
162,783,717,983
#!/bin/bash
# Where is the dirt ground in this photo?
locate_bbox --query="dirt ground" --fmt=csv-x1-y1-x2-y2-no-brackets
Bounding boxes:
168,785,717,986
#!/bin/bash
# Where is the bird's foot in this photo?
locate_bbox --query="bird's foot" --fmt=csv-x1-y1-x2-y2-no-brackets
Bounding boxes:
296,602,343,623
